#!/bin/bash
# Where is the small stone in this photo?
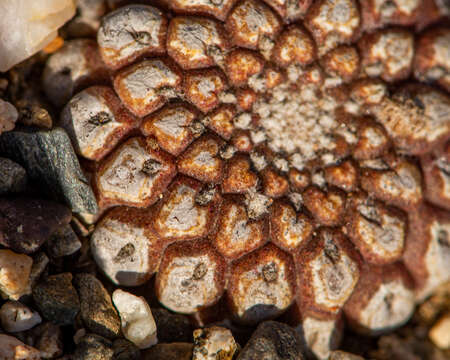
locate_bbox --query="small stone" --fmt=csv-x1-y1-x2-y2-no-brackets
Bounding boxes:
152,308,192,343
0,99,18,134
429,313,450,349
113,338,141,360
0,249,33,300
16,100,52,129
0,157,27,194
31,322,63,359
74,273,121,339
0,197,71,254
0,127,98,223
74,328,87,345
32,272,80,326
0,301,42,332
29,252,49,287
0,333,40,360
193,326,238,360
142,343,194,360
112,289,157,349
46,224,82,258
329,350,365,360
237,321,305,360
73,334,114,360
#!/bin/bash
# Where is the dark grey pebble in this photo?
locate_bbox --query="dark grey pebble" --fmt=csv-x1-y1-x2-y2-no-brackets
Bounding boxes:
237,321,306,360
0,197,71,253
152,307,193,343
32,273,80,326
74,273,121,339
0,157,27,194
73,334,114,360
112,338,141,360
46,224,82,258
0,127,98,221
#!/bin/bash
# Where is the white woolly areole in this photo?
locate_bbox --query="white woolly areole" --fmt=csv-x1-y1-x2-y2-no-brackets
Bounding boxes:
254,83,344,168
158,255,219,314
90,219,152,286
359,281,414,332
312,0,359,54
367,31,414,77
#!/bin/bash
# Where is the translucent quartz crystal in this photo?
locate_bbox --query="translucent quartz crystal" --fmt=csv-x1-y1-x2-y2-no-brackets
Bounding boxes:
0,0,76,72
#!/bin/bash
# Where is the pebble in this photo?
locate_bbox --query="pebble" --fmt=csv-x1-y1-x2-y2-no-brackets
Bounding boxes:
29,252,49,287
0,157,27,194
74,273,121,339
329,350,365,360
0,127,98,223
142,343,194,360
32,272,80,325
0,333,41,360
152,308,192,343
46,224,82,258
0,249,33,300
429,313,450,349
112,289,157,349
237,321,305,360
113,338,141,360
74,328,87,345
31,322,63,359
193,326,239,360
0,0,75,71
16,97,53,129
0,301,42,332
0,197,71,254
0,99,18,134
73,334,114,360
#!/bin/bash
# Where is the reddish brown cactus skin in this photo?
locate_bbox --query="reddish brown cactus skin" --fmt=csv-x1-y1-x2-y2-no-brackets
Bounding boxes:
49,1,450,358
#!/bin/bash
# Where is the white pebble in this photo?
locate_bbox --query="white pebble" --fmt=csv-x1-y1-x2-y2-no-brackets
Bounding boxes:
429,313,450,349
112,289,157,349
0,301,42,332
0,0,76,71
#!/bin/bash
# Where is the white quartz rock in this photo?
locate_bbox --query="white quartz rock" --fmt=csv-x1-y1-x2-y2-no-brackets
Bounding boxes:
112,289,157,349
0,301,42,332
0,0,76,72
